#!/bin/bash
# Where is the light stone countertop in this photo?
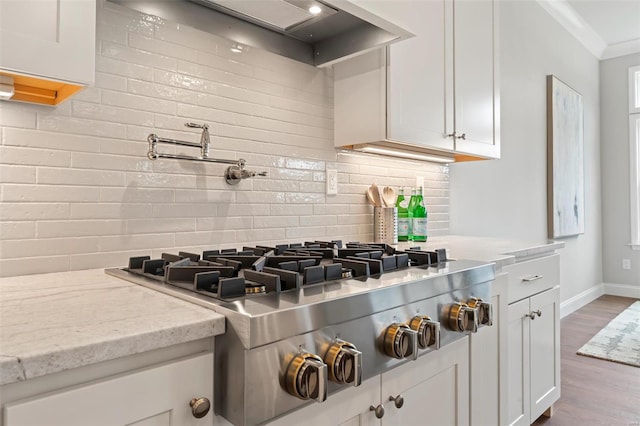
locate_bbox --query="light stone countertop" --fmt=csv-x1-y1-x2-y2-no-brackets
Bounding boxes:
0,269,225,386
395,235,564,269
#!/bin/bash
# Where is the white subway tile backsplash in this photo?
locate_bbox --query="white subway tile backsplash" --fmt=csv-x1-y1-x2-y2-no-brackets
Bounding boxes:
299,215,336,227
0,256,70,277
37,167,126,187
95,72,128,92
38,116,128,139
0,3,449,277
73,101,154,126
100,233,174,252
1,237,99,259
71,203,151,219
129,33,199,64
101,41,177,72
102,89,176,115
270,205,314,216
2,185,100,203
0,105,37,129
0,165,36,184
128,79,199,105
96,56,154,82
0,147,70,167
174,230,236,247
3,128,102,153
126,218,195,234
252,216,298,229
37,220,125,238
72,152,152,172
196,216,253,231
0,222,36,240
100,187,174,203
1,203,70,221
285,226,326,239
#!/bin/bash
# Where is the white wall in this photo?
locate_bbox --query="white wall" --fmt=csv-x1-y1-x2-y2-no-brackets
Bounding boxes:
600,53,640,287
0,0,449,277
449,0,602,303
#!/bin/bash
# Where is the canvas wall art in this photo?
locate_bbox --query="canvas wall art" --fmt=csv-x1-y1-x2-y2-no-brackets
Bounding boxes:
547,75,585,238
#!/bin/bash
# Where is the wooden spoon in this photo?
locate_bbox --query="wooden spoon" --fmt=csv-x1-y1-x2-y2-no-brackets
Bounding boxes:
382,186,396,207
368,183,383,207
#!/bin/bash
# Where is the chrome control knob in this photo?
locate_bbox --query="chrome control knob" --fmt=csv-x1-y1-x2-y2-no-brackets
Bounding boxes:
324,339,362,387
189,397,210,419
383,323,418,360
408,315,441,350
467,297,493,326
284,352,328,402
449,302,479,333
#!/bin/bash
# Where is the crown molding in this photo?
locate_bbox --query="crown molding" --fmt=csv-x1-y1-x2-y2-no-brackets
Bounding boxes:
536,0,607,59
601,38,640,60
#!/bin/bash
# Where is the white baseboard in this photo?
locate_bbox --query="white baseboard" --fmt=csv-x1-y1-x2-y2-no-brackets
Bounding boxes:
560,283,640,318
560,284,604,318
602,282,640,299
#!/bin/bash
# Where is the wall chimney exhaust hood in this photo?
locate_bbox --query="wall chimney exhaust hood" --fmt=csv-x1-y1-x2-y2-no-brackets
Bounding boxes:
110,0,413,67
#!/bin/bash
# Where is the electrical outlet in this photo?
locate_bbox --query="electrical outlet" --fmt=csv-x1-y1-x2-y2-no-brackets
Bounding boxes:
326,169,338,195
622,259,631,270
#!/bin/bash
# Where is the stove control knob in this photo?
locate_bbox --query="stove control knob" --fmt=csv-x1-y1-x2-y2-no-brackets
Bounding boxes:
324,340,362,387
408,315,441,350
467,297,493,326
448,302,479,333
383,323,418,360
284,352,328,403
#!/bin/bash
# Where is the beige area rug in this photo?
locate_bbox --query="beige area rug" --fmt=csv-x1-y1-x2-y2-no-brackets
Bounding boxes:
577,300,640,367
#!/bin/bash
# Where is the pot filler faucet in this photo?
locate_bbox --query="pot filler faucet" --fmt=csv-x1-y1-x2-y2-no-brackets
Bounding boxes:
147,122,267,185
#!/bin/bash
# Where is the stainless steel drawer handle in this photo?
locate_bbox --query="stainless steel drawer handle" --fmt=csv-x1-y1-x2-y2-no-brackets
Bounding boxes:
522,275,543,282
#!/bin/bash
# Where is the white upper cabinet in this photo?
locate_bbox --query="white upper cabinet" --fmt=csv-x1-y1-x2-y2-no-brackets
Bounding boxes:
334,0,500,161
0,0,95,104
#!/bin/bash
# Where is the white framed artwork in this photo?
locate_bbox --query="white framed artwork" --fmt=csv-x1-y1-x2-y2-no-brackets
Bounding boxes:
547,75,585,238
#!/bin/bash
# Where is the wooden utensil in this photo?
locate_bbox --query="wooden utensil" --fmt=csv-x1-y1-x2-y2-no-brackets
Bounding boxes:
368,184,383,207
382,186,396,207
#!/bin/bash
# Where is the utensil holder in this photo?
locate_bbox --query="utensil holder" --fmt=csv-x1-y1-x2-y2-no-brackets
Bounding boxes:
374,207,398,244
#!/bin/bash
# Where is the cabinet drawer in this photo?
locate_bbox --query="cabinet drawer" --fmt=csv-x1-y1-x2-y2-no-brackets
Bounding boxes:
504,254,559,304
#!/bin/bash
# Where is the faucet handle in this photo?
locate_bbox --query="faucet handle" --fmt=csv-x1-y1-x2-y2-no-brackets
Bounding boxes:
185,122,209,130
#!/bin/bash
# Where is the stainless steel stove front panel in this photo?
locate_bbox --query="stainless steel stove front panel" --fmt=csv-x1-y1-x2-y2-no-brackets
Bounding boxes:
215,279,492,426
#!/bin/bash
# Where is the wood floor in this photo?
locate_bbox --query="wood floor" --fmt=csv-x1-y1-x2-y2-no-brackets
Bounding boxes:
532,295,640,426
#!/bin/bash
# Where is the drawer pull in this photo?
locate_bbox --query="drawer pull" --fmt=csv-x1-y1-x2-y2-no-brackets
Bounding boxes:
522,275,543,282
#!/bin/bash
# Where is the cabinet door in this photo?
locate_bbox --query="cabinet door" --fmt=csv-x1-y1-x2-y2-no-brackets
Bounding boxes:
381,338,469,426
4,353,214,426
470,273,507,426
529,287,560,421
0,0,95,84
387,0,454,151
265,376,381,426
507,298,530,426
453,0,500,158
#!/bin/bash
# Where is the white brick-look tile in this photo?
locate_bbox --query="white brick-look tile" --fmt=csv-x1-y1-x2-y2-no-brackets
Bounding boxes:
0,0,449,277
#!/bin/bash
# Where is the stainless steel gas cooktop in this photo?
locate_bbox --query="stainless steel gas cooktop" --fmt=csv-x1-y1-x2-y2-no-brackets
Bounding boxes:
106,240,495,426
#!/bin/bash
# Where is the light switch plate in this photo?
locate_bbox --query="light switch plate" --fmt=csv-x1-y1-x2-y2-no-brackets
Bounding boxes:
326,169,338,195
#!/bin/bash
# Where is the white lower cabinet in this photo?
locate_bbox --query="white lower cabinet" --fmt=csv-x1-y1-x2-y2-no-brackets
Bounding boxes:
3,353,214,426
469,272,508,426
381,337,469,426
268,337,470,426
505,255,561,426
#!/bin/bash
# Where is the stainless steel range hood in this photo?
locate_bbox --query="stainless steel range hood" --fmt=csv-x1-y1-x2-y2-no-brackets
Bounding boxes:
109,0,413,67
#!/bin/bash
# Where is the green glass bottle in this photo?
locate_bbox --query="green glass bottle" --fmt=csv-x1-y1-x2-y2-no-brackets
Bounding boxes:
407,188,418,241
411,187,428,242
396,188,410,241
